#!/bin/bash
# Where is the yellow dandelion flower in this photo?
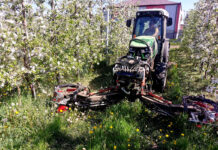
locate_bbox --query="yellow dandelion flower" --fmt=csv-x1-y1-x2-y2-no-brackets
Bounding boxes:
128,144,131,147
113,145,117,149
159,129,163,132
93,126,97,130
3,93,7,96
170,130,174,133
69,108,72,111
110,125,113,129
88,115,91,119
89,130,93,134
99,125,102,128
181,133,184,136
158,136,162,139
173,140,176,145
15,111,19,115
60,110,63,113
203,133,207,136
110,112,114,115
162,140,166,144
136,128,140,132
165,134,169,138
168,124,171,128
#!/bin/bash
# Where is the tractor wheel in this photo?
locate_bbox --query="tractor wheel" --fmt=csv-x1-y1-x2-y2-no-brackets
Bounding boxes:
163,42,169,63
153,63,167,93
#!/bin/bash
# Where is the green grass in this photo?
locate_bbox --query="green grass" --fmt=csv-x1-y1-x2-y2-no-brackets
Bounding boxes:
0,95,217,149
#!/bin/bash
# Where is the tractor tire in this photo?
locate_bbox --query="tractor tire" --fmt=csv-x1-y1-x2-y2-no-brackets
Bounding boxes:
153,63,167,93
163,41,169,63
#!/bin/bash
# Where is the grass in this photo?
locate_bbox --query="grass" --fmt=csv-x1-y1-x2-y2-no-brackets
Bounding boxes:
0,46,217,149
1,95,217,150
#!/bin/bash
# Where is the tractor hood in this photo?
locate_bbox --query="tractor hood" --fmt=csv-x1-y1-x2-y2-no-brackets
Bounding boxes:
130,36,156,48
130,36,158,58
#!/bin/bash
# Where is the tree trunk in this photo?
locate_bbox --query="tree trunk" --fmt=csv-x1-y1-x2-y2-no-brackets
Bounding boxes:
21,0,36,99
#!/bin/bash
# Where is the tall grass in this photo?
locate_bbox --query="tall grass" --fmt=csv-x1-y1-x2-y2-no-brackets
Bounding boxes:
1,95,217,149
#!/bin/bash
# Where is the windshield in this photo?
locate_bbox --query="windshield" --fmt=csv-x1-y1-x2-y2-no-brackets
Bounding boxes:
134,16,163,37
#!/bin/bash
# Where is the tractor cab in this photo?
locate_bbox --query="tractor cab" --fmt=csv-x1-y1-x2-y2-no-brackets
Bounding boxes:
127,9,172,63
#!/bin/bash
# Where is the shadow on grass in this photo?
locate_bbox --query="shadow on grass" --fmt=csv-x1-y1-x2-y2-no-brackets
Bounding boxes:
34,117,86,150
89,61,115,90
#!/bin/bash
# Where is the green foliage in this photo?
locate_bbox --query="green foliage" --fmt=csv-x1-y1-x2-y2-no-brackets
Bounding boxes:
164,64,183,103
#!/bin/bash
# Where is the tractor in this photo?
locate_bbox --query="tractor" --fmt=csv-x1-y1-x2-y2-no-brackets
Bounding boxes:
113,9,172,99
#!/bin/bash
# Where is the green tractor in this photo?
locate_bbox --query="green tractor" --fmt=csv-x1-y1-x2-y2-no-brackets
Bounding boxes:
113,9,172,97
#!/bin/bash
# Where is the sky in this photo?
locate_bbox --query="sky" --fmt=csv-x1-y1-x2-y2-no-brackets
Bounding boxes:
172,0,199,12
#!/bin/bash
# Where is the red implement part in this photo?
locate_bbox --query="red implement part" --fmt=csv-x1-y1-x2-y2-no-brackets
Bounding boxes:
66,88,77,92
147,92,172,104
89,87,113,96
57,105,68,113
193,102,213,111
99,88,112,93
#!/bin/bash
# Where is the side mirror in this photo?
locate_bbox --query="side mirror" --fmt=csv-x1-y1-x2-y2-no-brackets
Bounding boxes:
126,19,131,27
167,18,172,26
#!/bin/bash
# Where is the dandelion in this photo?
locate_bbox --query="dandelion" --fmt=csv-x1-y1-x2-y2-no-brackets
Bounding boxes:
128,144,131,147
159,129,163,132
165,134,169,138
110,112,114,115
99,125,102,128
181,133,184,136
60,110,63,113
93,126,97,130
89,130,93,134
203,133,207,136
113,145,117,149
173,140,176,145
110,125,113,129
88,115,91,119
136,128,140,132
158,136,162,139
69,108,72,111
162,140,166,144
15,111,19,115
170,130,174,133
168,124,171,128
